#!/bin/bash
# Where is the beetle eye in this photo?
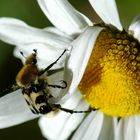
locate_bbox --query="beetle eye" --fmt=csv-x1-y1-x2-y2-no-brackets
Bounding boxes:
32,59,37,65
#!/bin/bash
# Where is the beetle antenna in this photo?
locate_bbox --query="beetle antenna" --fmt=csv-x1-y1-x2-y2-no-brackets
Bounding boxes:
39,49,67,76
20,51,26,59
33,49,37,54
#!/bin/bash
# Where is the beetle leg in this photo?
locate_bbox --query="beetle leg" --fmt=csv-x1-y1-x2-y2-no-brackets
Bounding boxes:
48,80,67,89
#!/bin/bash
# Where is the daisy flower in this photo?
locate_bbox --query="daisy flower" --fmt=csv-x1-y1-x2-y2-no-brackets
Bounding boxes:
0,0,140,140
38,0,140,140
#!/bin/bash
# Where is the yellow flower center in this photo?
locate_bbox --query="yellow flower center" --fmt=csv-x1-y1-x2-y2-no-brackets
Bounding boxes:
79,28,140,117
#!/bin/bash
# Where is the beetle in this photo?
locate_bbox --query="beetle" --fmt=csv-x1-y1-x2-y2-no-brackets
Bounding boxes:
1,49,95,114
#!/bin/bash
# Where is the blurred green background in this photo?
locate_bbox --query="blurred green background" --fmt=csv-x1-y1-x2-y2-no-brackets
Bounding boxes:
0,0,140,139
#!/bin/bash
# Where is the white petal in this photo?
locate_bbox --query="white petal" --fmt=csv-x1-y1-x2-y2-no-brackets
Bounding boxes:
0,90,38,128
39,90,89,140
89,0,123,31
14,43,68,69
37,0,92,35
66,26,102,94
115,116,140,140
129,15,140,42
134,116,140,139
47,71,65,99
54,52,73,104
72,111,104,140
44,27,73,40
98,116,116,140
0,17,72,46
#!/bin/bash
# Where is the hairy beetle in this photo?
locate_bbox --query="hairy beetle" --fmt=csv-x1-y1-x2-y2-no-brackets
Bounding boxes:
1,49,96,114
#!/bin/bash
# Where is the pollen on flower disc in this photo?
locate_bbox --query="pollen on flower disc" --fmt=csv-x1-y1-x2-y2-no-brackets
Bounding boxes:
79,28,140,117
